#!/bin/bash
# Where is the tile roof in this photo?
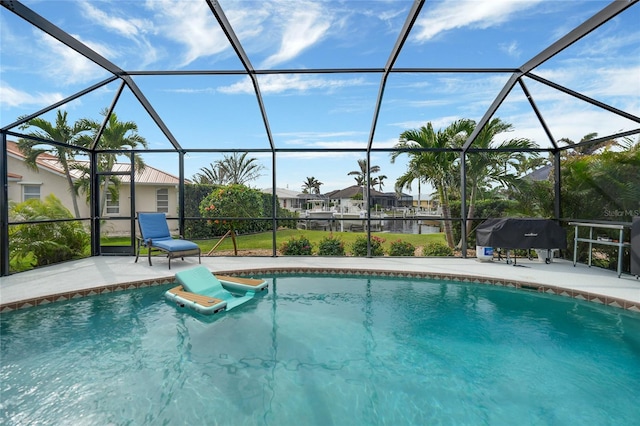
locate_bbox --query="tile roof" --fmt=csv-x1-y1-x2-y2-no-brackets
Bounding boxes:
325,185,391,199
7,140,183,185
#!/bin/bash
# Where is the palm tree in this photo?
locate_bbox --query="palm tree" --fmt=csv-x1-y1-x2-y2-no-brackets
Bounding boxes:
75,109,148,215
391,121,465,248
217,152,264,185
561,136,639,222
17,110,92,218
512,154,549,178
8,194,89,268
558,132,620,156
348,158,380,187
302,176,323,194
192,163,227,185
370,174,387,191
459,118,538,238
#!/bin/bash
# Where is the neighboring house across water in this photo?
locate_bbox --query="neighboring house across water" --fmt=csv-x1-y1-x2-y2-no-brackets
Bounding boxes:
261,187,306,212
6,140,183,234
262,186,411,215
325,185,398,212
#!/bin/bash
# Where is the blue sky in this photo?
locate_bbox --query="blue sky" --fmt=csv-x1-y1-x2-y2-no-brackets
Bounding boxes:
1,0,639,195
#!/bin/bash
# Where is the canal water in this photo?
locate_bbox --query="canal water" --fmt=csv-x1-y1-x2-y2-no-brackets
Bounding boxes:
383,219,440,234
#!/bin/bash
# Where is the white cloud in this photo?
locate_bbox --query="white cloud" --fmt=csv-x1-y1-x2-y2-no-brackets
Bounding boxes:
500,40,521,58
506,105,638,148
533,65,640,108
260,3,331,68
0,82,65,109
36,32,111,85
277,130,367,149
588,66,640,102
414,0,543,42
145,0,229,67
163,87,217,95
275,150,360,160
405,99,453,108
372,136,403,149
80,1,148,39
390,115,462,131
78,1,160,68
576,30,640,59
277,130,364,139
218,74,368,95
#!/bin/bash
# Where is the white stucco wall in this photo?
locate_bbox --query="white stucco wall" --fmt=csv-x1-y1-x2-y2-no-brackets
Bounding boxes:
7,155,180,235
7,154,91,217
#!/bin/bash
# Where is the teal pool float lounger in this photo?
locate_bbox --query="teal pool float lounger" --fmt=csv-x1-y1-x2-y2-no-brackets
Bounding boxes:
165,266,267,315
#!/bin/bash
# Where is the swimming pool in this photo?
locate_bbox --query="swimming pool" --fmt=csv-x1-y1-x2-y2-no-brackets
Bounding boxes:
1,275,639,425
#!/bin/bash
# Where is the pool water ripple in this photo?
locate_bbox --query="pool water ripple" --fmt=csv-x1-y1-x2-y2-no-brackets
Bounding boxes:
1,275,639,425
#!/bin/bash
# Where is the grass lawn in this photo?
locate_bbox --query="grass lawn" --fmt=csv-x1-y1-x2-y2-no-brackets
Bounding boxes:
102,229,446,255
11,230,447,272
195,229,446,255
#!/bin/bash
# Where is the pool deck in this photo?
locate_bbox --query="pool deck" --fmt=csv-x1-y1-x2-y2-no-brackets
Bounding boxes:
1,255,639,312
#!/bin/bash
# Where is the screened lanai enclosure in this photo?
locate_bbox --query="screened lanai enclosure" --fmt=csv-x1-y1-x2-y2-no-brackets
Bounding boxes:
1,0,639,276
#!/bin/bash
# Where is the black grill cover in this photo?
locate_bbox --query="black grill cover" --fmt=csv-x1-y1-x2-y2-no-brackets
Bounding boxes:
476,218,567,249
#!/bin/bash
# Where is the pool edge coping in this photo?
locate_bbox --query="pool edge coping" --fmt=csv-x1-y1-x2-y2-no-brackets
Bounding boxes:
1,266,639,313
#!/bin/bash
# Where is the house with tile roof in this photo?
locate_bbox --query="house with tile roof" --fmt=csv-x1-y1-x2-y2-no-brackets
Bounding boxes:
6,140,184,234
325,185,398,212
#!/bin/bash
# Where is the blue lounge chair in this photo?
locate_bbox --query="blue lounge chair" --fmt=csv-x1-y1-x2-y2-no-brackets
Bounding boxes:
135,212,201,269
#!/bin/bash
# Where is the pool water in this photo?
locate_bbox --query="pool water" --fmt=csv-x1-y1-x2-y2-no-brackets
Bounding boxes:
1,276,639,425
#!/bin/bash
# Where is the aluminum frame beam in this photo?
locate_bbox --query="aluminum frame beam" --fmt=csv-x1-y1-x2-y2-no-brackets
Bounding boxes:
462,0,638,152
526,73,640,124
0,1,183,151
1,76,118,132
122,75,183,150
367,0,425,151
461,73,522,152
518,79,558,150
0,0,124,75
520,0,638,74
206,0,275,151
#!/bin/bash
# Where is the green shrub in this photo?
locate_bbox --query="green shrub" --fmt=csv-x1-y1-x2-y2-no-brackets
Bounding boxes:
388,239,415,256
186,184,297,239
9,195,89,271
317,234,345,256
351,235,385,256
184,183,219,239
422,241,454,257
280,235,313,255
200,184,264,235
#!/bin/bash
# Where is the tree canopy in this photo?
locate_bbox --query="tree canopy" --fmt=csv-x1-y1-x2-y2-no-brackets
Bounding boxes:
193,153,264,185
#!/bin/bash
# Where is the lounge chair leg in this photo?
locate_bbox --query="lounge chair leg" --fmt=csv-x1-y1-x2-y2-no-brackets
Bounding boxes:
135,240,140,263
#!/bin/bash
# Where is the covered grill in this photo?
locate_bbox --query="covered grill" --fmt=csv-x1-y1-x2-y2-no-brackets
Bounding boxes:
476,218,567,263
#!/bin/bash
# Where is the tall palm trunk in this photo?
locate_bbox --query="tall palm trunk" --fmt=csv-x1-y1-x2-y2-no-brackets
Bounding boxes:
100,178,110,216
59,155,81,219
465,181,478,241
98,155,116,216
441,203,455,249
437,183,455,248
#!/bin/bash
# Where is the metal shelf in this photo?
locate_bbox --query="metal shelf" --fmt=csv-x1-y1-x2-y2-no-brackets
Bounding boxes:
569,222,631,278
